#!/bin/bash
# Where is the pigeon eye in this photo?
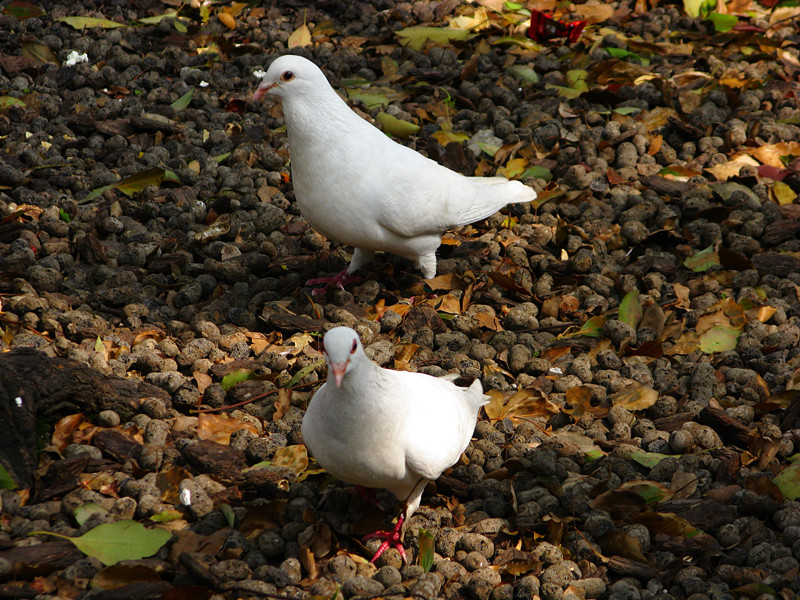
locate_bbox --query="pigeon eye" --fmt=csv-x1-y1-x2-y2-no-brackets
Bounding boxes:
350,340,357,354
280,71,294,82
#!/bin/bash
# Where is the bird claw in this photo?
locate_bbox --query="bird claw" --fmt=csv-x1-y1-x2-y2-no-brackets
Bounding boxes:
364,515,406,563
307,269,361,295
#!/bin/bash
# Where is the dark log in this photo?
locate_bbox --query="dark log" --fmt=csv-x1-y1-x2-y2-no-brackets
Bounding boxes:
698,406,751,447
0,348,170,489
0,541,84,578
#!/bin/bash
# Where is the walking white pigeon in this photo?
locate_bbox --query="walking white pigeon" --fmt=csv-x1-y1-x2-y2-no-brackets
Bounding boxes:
253,55,537,291
302,326,488,562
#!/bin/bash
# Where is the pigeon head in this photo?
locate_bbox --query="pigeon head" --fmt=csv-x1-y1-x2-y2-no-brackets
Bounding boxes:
321,327,365,388
253,55,326,101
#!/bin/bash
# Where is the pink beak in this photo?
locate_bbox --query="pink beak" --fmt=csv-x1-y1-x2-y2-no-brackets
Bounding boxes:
252,81,275,101
329,362,348,387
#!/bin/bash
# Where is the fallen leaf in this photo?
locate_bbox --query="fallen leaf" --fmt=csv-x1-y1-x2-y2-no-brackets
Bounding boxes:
396,26,474,51
699,325,741,353
33,521,171,566
611,383,658,411
271,445,309,476
683,245,719,272
288,23,312,48
619,290,643,329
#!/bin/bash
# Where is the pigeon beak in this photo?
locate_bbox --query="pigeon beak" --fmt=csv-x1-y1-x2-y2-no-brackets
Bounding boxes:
329,361,348,387
253,81,276,101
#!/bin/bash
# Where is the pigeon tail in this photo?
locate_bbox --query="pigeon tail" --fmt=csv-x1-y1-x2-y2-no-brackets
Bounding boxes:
466,378,491,413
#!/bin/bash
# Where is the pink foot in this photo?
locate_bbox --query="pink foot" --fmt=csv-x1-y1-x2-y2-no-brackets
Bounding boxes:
306,268,361,296
364,514,407,563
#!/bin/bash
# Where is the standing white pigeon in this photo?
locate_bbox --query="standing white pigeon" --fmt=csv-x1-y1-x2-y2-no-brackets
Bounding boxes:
302,326,488,562
253,55,537,291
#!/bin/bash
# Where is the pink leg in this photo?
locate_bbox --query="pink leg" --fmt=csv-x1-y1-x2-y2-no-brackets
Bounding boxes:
364,513,407,563
355,485,381,508
306,268,362,295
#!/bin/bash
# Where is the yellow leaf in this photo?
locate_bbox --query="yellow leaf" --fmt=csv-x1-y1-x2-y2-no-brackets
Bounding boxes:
272,445,309,476
433,129,470,146
772,181,797,205
288,23,312,48
705,155,759,181
449,6,490,30
611,383,658,411
497,157,528,179
218,12,236,29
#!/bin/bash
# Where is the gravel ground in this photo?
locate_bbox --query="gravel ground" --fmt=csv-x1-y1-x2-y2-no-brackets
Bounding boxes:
2,1,800,599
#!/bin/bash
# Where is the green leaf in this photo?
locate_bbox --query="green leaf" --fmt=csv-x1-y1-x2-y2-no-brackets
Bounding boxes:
220,368,254,391
504,64,539,84
630,451,680,468
212,152,231,164
149,510,182,523
774,460,800,500
116,168,180,196
2,1,45,20
619,291,643,329
605,47,648,65
418,528,434,572
683,0,715,17
58,208,72,222
708,12,738,32
395,26,474,51
170,88,194,112
477,142,500,157
376,112,420,138
0,96,26,111
137,10,180,25
683,245,719,272
699,325,741,353
56,16,126,29
80,184,115,204
218,503,235,528
504,1,524,10
286,358,325,388
578,315,607,338
345,88,392,110
519,165,552,181
32,521,171,566
74,503,107,526
545,69,588,99
613,106,642,115
492,35,541,50
0,463,18,490
94,336,104,353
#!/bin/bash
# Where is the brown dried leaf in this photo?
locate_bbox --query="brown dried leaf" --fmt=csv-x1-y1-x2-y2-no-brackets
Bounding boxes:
483,388,557,422
194,371,213,395
272,445,309,476
611,383,658,411
197,413,259,445
631,510,699,537
598,530,649,563
670,470,699,500
394,343,419,370
51,413,86,453
274,388,291,422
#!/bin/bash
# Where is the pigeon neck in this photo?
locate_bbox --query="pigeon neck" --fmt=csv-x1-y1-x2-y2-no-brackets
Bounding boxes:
281,87,356,146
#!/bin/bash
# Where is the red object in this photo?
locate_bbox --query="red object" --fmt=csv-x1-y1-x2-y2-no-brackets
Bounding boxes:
363,513,407,563
528,9,586,44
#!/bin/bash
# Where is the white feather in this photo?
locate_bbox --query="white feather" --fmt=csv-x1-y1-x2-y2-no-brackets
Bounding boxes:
256,55,536,279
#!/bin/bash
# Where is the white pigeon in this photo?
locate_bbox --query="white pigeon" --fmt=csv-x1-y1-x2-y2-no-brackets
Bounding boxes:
253,55,537,290
302,326,488,562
